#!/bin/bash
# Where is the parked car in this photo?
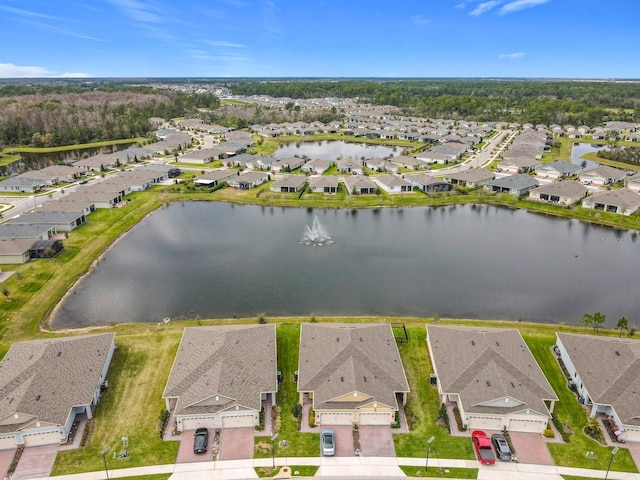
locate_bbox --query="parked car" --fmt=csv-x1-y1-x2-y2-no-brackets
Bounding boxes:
321,429,335,456
79,180,88,185
491,434,512,461
471,430,495,465
193,427,209,454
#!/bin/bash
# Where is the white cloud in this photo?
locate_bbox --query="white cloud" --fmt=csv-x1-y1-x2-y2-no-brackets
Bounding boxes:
411,14,430,25
263,0,283,35
24,21,102,41
0,5,62,21
205,40,247,49
0,63,90,78
470,1,501,16
499,52,525,59
107,0,163,23
499,0,549,14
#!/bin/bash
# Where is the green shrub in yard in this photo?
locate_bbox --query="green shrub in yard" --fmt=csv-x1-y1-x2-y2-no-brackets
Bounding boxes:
309,407,315,428
552,413,571,442
157,409,169,438
544,427,555,438
584,417,605,444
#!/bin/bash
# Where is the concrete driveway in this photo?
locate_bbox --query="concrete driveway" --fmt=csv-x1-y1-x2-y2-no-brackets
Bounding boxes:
325,426,354,457
509,432,554,466
0,449,16,479
176,429,213,463
12,445,58,480
359,425,395,457
218,427,254,460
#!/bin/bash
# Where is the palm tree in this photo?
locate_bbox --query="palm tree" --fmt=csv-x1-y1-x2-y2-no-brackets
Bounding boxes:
617,316,628,337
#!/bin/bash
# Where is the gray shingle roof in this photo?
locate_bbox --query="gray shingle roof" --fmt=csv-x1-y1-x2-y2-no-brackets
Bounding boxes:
0,333,114,433
557,333,640,426
485,174,539,190
444,168,494,183
297,324,409,410
530,181,588,198
428,326,557,417
164,326,277,416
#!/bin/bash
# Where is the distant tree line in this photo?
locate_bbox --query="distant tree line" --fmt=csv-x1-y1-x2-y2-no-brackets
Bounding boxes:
598,146,640,165
229,79,640,126
0,85,220,148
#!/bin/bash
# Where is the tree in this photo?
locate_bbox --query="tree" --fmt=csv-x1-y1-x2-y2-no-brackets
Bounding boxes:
591,311,606,334
580,313,593,334
617,316,629,337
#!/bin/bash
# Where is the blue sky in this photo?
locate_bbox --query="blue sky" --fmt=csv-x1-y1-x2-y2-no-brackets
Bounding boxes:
0,0,638,78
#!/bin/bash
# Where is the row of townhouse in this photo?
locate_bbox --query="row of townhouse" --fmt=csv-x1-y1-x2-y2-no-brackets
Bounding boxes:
4,324,637,452
0,165,175,264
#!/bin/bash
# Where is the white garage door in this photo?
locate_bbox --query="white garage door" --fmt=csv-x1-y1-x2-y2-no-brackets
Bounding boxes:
221,415,254,428
22,431,60,447
359,412,392,425
182,416,216,431
508,418,546,433
0,435,16,450
623,429,640,442
319,412,352,426
468,416,502,431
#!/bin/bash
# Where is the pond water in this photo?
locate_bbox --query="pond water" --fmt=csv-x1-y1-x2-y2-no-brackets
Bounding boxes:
274,140,400,161
51,202,640,329
571,143,609,169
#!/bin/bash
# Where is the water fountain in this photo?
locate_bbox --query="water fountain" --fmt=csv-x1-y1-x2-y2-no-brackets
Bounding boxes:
300,216,334,246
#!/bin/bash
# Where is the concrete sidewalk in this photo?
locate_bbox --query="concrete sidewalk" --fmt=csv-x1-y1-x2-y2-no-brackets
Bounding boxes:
43,455,640,480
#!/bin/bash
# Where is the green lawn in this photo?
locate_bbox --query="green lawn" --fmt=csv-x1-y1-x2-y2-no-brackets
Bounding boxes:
524,334,637,472
394,326,475,460
400,465,479,478
51,333,182,475
255,465,318,477
255,323,320,458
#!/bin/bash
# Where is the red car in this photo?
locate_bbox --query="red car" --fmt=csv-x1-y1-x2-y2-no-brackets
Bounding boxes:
471,430,495,465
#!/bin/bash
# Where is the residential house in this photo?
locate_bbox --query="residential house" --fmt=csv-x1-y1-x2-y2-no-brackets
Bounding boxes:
484,174,539,196
297,323,409,426
228,171,270,190
555,333,640,442
0,224,54,240
309,175,339,194
269,175,307,193
228,153,256,168
17,165,81,186
579,166,627,186
498,156,542,174
0,333,115,449
626,173,640,193
0,238,35,264
581,188,640,215
0,177,45,193
163,326,277,432
405,173,453,193
180,148,222,164
301,159,331,175
415,150,451,165
271,157,306,173
427,326,557,433
9,211,86,232
336,159,363,175
342,176,377,195
389,155,430,170
73,154,117,172
443,169,495,188
529,181,588,206
372,174,413,194
535,161,582,180
193,170,237,188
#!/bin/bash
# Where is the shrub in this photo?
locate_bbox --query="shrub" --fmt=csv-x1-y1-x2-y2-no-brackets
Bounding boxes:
292,403,302,419
391,410,400,428
453,405,466,432
543,428,555,438
552,413,571,442
584,417,605,444
157,409,170,438
309,407,316,428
